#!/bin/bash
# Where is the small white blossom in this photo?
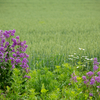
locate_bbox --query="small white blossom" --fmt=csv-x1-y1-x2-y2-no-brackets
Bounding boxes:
77,66,79,68
79,48,85,50
90,58,93,60
69,55,73,57
87,58,90,60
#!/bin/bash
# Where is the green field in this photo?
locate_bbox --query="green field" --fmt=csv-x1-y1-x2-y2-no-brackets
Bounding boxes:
0,0,100,69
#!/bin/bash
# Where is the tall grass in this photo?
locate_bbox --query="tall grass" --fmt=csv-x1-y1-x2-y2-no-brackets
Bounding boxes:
0,0,100,69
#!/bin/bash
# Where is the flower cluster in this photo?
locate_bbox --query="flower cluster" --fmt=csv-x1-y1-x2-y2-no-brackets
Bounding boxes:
82,58,100,97
0,30,30,78
93,58,99,71
70,73,78,82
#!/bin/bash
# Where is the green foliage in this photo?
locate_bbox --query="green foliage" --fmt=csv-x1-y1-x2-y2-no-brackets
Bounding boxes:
0,60,12,90
0,61,100,100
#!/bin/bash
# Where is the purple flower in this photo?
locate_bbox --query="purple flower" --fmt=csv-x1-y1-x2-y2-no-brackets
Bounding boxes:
71,73,77,82
16,51,20,55
12,49,15,52
0,52,4,59
21,42,24,46
1,38,5,43
22,58,28,63
93,61,99,65
97,86,100,88
84,79,89,84
89,93,93,96
5,34,10,38
12,42,17,47
5,58,8,62
86,71,94,77
11,29,16,36
94,58,97,61
13,53,16,57
10,57,15,64
5,42,9,48
93,58,99,65
90,78,95,85
17,40,21,45
93,65,98,71
25,68,30,73
23,75,31,79
82,76,86,80
16,36,19,39
0,47,4,51
16,58,21,63
11,33,14,36
12,65,15,69
12,38,16,43
21,48,26,52
19,53,24,58
24,53,29,58
5,30,9,34
97,71,100,76
8,30,12,34
25,45,28,48
72,76,78,82
23,41,26,44
95,76,100,83
12,29,16,33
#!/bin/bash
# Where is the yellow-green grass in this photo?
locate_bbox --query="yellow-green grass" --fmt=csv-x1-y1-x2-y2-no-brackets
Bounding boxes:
0,0,100,69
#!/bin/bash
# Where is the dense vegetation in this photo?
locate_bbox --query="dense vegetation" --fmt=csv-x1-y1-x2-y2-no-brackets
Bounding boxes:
0,0,100,99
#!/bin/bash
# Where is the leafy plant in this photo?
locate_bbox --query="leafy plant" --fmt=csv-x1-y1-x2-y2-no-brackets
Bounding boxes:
0,30,30,91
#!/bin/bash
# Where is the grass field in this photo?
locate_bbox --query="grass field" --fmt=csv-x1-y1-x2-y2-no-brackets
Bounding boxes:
1,0,100,99
0,0,100,69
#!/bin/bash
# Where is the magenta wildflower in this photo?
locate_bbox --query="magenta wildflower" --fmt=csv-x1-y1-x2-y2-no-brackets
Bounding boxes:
93,65,98,71
16,58,21,63
5,42,9,47
95,76,100,83
22,58,28,63
13,53,16,57
94,58,97,61
25,68,30,73
82,76,86,80
23,75,31,79
12,38,16,43
86,71,94,77
19,53,24,58
97,86,100,88
0,47,4,51
16,36,19,39
21,42,24,46
0,52,4,59
71,73,77,82
8,30,12,33
90,78,95,85
97,71,100,76
23,41,26,44
12,65,15,69
25,45,28,48
1,38,5,43
84,79,89,84
89,93,93,96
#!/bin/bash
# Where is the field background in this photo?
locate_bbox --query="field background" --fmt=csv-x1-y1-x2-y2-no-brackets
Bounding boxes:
0,0,100,69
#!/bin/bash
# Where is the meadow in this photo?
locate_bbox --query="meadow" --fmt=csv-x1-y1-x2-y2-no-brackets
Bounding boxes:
0,0,100,99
